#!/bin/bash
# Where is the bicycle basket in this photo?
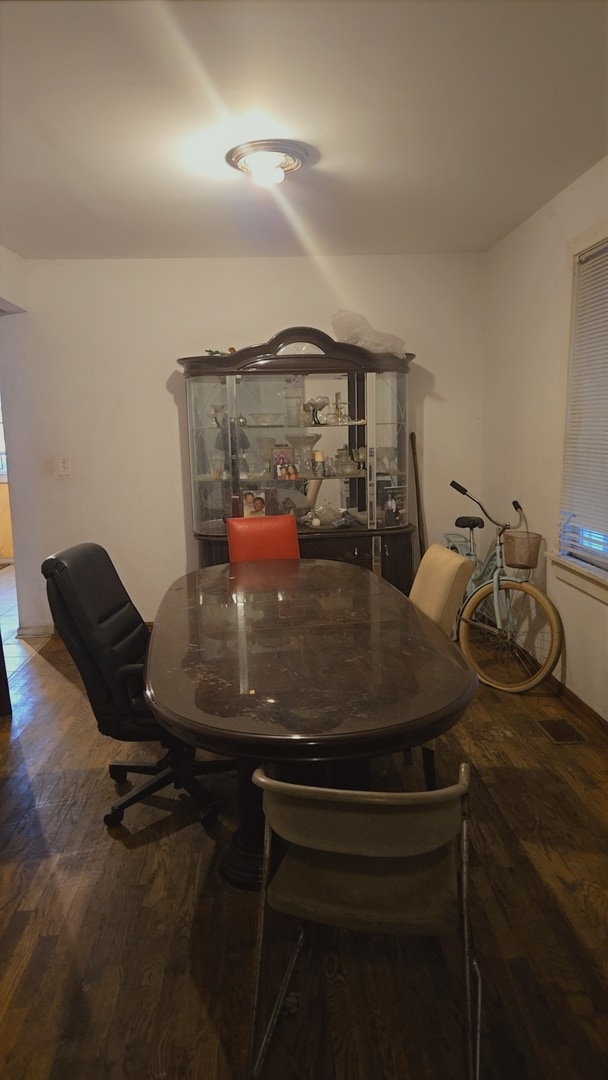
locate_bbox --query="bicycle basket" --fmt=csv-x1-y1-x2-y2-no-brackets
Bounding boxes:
503,530,541,570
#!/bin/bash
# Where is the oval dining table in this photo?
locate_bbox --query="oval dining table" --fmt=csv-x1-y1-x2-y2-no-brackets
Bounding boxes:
145,558,478,889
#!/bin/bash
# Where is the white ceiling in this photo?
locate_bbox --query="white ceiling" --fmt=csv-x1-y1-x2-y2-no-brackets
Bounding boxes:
0,0,606,260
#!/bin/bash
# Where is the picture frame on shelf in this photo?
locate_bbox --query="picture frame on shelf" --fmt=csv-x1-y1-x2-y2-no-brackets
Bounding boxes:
272,446,298,479
383,486,407,527
243,490,265,516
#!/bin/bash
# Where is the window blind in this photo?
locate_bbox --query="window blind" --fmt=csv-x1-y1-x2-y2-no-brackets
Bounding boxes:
560,240,608,573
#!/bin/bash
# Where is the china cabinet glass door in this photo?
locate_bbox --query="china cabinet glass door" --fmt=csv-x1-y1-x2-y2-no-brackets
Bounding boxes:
184,367,407,534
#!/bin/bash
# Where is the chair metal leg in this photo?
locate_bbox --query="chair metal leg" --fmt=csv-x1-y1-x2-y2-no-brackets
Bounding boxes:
249,820,306,1079
248,888,268,1077
461,815,482,1080
472,958,482,1080
422,744,437,789
251,925,304,1079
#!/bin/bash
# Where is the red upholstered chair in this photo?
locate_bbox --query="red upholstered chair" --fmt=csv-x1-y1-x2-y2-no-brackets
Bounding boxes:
226,514,300,563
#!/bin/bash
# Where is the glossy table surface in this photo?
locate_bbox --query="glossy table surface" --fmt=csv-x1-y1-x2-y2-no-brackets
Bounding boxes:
145,559,478,763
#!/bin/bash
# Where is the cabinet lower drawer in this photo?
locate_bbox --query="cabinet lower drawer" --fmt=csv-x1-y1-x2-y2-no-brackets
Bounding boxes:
298,532,372,569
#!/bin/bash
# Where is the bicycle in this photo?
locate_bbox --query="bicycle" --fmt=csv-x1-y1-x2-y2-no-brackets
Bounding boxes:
446,480,564,693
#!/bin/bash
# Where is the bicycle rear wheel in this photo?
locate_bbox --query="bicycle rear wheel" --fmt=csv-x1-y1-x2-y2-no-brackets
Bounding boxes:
458,580,563,693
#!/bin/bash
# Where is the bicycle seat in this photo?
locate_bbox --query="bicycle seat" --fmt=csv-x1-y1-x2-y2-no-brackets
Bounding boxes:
455,516,485,530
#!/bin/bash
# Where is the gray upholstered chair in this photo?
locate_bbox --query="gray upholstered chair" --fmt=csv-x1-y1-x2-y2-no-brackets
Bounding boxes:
248,763,481,1080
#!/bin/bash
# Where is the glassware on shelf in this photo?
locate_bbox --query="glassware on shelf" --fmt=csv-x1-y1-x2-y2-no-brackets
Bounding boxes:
180,329,413,555
302,500,342,528
377,447,398,475
326,401,350,425
286,433,322,475
325,390,350,426
256,436,277,475
208,403,227,427
211,453,225,479
285,384,305,426
335,447,359,475
249,412,284,426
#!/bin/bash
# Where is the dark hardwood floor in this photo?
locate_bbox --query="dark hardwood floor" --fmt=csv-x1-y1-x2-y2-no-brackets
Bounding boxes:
1,635,608,1079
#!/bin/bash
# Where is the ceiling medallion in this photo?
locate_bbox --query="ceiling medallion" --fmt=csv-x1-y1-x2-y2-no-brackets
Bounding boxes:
225,139,310,187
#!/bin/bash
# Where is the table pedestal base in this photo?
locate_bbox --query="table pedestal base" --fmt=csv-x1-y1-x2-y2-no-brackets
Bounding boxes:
217,759,265,890
217,830,263,891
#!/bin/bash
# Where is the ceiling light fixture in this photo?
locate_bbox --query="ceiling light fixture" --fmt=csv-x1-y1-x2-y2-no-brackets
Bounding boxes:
226,139,310,188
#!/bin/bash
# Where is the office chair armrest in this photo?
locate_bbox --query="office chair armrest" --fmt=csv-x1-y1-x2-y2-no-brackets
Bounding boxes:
116,662,150,717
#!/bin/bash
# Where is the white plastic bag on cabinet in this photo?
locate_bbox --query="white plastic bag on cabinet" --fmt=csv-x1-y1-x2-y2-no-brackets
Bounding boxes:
331,310,407,357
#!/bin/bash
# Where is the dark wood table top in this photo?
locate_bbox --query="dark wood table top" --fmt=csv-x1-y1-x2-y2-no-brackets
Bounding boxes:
145,559,478,763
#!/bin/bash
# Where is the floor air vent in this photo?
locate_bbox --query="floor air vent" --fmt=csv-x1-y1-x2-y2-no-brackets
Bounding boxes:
536,718,586,744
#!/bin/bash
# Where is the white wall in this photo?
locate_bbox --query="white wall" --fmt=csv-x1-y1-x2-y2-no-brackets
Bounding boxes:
0,253,484,630
485,155,608,718
0,243,26,312
3,156,607,718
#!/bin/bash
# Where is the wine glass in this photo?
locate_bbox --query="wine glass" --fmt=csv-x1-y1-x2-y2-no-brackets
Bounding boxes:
208,403,227,427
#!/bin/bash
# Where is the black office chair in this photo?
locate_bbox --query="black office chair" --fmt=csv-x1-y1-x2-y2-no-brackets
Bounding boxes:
41,542,234,827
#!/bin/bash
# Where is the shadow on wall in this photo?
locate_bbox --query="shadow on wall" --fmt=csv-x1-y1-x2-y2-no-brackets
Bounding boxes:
408,360,441,569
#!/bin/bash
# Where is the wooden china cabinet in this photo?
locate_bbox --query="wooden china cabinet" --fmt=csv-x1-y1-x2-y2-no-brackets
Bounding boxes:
178,326,416,594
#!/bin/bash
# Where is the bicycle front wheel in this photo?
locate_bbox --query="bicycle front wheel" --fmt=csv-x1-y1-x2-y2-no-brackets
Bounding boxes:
458,580,563,693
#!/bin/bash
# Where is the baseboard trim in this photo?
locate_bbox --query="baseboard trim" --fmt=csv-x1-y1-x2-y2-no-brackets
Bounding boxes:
546,673,607,729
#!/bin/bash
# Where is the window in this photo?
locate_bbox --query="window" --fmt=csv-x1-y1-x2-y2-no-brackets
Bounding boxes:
0,398,6,478
560,239,608,574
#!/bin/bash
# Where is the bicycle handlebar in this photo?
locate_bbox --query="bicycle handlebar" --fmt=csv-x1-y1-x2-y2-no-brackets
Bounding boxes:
450,480,523,531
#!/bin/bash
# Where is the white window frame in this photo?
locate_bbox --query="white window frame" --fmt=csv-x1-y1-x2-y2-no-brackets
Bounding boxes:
0,398,6,480
558,236,608,581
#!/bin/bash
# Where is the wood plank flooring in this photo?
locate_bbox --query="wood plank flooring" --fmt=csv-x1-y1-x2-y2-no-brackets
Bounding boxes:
1,636,608,1079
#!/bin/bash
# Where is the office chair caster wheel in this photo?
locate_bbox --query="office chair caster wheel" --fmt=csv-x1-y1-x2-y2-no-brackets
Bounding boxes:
104,808,124,827
109,765,128,783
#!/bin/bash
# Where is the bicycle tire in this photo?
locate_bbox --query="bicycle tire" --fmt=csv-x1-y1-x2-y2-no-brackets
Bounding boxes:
458,579,563,693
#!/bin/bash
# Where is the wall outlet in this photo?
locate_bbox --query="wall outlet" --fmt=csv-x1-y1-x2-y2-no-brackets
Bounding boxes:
57,457,71,476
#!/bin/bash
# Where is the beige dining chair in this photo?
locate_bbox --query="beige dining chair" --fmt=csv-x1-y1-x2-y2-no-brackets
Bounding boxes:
248,763,481,1080
408,544,474,788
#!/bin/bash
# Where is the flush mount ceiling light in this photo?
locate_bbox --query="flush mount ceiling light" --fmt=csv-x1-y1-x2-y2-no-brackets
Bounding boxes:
226,139,310,188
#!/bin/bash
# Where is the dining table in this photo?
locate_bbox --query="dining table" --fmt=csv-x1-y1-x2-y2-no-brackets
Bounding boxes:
144,558,478,889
